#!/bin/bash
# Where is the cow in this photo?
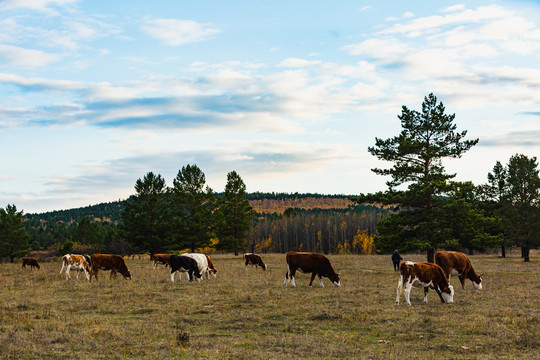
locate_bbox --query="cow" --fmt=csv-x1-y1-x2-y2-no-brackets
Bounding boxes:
396,261,454,305
244,253,267,270
169,255,202,282
182,253,211,281
205,254,218,278
151,254,172,269
283,251,341,288
60,254,91,280
89,254,132,282
435,250,483,290
22,257,40,270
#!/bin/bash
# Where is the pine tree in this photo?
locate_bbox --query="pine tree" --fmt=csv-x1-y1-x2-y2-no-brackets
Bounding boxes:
362,93,479,262
171,164,215,252
215,171,256,255
0,204,30,262
122,172,170,256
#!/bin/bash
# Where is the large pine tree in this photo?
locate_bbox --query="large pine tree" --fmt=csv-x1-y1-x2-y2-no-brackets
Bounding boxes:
361,93,479,262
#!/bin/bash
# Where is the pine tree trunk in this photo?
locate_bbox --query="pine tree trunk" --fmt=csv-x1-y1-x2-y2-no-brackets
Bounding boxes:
501,245,506,258
427,248,435,263
523,247,530,262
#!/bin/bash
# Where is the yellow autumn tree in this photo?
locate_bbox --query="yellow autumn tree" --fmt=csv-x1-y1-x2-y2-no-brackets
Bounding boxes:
352,228,375,254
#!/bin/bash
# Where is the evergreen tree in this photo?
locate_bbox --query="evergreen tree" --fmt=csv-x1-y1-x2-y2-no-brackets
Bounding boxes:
171,164,215,252
74,216,103,247
361,93,479,262
122,172,170,256
0,204,30,262
215,171,256,255
502,154,540,262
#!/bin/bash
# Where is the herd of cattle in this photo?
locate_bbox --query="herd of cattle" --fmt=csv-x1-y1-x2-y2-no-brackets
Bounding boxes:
20,250,483,305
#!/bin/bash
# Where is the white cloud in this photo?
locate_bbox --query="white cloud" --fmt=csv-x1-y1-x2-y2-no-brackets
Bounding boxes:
0,44,60,67
0,0,78,14
141,18,221,46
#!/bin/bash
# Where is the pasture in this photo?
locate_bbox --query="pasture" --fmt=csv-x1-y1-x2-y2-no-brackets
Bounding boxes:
1,253,538,359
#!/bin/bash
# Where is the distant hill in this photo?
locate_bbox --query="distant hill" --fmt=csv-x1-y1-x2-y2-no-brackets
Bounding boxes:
24,193,358,224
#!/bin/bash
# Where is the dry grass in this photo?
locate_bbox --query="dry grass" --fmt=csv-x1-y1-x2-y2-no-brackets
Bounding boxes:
1,253,538,359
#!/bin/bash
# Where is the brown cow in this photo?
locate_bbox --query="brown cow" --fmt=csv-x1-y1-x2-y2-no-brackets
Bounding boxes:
205,254,218,278
60,254,91,280
396,261,454,305
89,254,132,282
22,257,40,269
151,254,172,269
435,250,483,290
283,251,340,288
244,253,267,270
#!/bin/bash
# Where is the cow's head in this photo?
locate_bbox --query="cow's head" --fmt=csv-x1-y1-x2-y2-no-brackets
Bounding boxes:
472,273,483,290
262,263,268,270
121,268,132,280
208,269,218,278
440,284,454,304
329,272,341,287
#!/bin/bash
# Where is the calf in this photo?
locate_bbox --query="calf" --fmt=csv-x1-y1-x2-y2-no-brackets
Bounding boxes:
435,251,483,290
205,254,218,278
60,254,91,280
169,255,202,282
89,254,132,282
396,261,454,305
283,251,340,288
22,257,40,270
151,254,172,269
244,253,267,270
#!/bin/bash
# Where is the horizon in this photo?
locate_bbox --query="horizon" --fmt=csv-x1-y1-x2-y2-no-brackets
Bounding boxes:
1,0,540,213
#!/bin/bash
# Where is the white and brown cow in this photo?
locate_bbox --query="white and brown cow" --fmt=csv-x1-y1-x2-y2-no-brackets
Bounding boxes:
244,253,267,270
205,254,218,278
151,254,172,269
283,251,340,288
60,254,91,280
435,250,483,290
396,261,454,305
22,257,40,269
89,254,132,282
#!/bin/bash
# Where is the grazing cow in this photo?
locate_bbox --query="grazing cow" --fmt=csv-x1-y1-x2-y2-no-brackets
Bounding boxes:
169,255,202,282
89,254,132,282
435,250,483,290
396,261,454,305
60,254,91,280
22,257,40,269
182,253,211,280
205,254,218,278
151,254,172,269
244,253,267,270
283,251,341,288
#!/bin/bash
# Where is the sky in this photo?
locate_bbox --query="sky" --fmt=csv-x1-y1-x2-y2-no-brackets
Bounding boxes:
1,0,540,214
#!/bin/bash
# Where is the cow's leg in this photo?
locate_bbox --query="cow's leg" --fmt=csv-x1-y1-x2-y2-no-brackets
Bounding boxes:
459,275,466,290
423,287,429,303
404,281,413,305
318,275,325,288
60,262,65,274
434,286,445,303
395,275,404,305
290,268,297,288
309,273,317,287
188,270,194,282
75,268,80,280
153,261,157,269
171,270,176,282
283,265,290,286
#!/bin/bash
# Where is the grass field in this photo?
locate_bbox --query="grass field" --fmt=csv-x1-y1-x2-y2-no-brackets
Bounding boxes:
1,253,538,359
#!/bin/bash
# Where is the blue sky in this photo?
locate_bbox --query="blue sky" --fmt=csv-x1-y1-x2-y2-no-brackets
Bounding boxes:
1,0,540,213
